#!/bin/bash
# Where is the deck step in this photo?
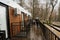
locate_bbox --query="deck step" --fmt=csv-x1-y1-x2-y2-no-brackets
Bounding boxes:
15,32,27,37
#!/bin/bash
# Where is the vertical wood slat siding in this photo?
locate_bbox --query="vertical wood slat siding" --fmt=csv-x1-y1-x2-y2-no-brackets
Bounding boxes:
9,7,22,37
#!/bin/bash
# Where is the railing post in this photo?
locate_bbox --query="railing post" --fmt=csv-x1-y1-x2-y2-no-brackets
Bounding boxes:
58,38,60,40
39,21,60,40
55,35,56,40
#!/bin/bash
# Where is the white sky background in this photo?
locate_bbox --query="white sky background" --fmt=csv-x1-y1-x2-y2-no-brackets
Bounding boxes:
24,0,60,8
39,0,60,9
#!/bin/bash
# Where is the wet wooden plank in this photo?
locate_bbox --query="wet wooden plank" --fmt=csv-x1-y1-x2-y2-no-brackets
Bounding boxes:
10,25,43,40
44,24,60,39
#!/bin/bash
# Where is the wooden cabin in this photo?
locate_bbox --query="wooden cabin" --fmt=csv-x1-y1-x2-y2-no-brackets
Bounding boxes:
0,0,31,39
9,7,30,37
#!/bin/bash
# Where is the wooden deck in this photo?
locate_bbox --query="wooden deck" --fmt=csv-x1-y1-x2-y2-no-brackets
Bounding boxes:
10,24,43,40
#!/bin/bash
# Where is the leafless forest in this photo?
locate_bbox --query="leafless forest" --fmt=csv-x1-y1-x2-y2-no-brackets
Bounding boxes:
19,0,60,24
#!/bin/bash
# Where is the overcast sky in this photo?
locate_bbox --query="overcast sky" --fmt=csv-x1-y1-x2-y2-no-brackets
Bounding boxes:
25,0,60,7
40,0,60,8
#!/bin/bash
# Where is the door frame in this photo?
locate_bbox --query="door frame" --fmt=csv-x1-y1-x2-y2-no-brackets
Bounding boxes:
0,2,10,38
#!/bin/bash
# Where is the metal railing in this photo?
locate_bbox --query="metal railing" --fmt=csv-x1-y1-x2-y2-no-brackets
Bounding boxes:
39,21,60,40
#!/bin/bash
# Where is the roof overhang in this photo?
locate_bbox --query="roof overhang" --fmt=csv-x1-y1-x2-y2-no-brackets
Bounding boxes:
0,0,32,16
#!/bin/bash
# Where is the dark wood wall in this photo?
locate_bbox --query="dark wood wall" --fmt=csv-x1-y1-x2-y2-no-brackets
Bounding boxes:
9,7,22,37
9,7,29,37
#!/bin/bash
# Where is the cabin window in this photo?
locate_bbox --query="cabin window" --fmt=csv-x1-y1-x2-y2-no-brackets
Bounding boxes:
0,4,8,38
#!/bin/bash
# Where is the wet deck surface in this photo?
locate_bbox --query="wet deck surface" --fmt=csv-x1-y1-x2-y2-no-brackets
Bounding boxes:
30,25,43,40
11,24,43,40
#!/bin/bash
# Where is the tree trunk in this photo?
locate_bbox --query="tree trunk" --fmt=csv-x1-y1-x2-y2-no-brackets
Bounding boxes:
49,6,54,24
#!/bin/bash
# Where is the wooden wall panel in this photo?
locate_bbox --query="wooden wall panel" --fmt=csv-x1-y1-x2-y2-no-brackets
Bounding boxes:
9,7,22,37
9,7,22,23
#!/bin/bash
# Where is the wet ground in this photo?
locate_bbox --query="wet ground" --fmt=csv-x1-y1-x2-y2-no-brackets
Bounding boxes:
11,24,44,40
30,25,43,40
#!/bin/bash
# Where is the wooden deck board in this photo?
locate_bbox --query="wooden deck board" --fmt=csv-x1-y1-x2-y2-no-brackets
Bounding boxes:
10,24,43,40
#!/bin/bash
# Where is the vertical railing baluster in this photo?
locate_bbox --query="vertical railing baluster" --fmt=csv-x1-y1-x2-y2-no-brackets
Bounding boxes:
58,38,60,40
39,21,60,40
55,36,56,40
50,31,51,40
49,30,50,40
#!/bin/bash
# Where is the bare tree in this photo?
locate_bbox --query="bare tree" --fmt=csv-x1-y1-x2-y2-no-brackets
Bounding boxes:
20,0,23,6
33,0,40,19
20,0,25,7
44,1,50,20
49,0,58,24
26,0,33,13
58,2,60,21
40,5,44,20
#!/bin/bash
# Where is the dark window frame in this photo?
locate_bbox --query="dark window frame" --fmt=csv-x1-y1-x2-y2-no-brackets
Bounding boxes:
0,2,10,38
